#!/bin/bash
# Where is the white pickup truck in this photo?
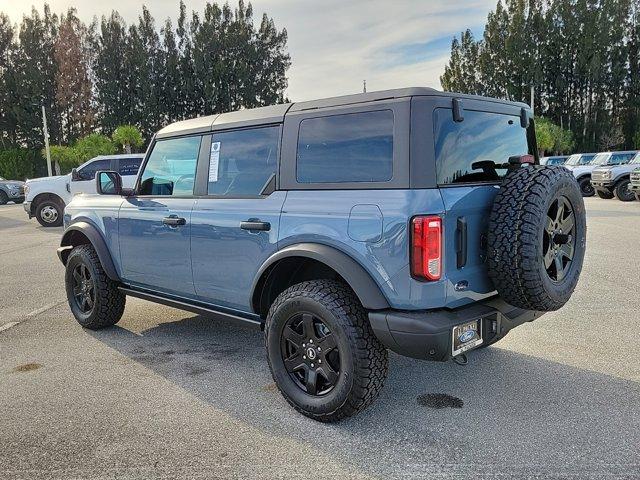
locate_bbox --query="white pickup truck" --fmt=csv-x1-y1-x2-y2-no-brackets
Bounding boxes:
23,154,144,227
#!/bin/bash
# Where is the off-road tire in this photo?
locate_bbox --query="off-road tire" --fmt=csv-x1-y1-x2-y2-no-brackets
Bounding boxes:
578,177,595,197
35,199,64,227
65,244,125,329
265,280,388,422
613,179,635,202
595,189,614,199
12,199,23,204
0,191,7,205
487,166,586,311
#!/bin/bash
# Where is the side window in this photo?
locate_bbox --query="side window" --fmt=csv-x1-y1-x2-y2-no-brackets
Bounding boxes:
296,110,394,183
207,126,279,196
77,159,111,181
609,153,633,165
118,158,142,176
581,155,594,164
434,108,530,184
139,136,201,196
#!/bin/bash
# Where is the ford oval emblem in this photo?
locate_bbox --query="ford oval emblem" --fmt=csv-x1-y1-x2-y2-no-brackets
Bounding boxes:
458,330,476,343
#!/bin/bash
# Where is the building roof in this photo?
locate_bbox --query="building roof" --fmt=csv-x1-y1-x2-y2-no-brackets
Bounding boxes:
156,87,530,139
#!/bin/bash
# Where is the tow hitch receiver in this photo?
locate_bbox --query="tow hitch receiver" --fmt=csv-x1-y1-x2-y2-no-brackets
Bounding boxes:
452,319,483,356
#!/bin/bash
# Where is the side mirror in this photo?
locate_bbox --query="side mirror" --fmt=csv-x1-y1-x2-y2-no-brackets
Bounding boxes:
96,171,123,195
71,168,80,181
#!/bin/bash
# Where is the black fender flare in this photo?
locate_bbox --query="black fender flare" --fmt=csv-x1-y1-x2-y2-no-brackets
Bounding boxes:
58,221,120,281
251,243,390,311
576,173,591,182
613,173,630,185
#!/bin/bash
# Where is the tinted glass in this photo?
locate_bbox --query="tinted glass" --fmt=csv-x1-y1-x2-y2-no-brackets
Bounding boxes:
77,159,111,181
296,110,394,183
610,153,634,165
207,126,279,196
118,158,142,176
630,152,640,164
434,109,529,184
592,153,610,165
139,136,201,196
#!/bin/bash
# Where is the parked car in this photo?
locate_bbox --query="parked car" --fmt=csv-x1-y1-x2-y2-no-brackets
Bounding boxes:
590,150,640,201
57,88,586,421
0,176,25,205
562,153,598,196
540,155,568,166
23,154,144,227
630,167,640,201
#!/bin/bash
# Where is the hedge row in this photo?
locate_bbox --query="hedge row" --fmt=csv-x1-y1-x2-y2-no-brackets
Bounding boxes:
0,149,48,181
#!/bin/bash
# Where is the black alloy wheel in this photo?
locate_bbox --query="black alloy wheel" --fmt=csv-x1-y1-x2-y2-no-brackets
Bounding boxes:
281,312,340,396
578,177,595,197
543,195,575,282
72,263,95,314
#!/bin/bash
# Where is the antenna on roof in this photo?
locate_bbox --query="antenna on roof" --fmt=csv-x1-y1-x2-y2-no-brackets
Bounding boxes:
363,80,367,93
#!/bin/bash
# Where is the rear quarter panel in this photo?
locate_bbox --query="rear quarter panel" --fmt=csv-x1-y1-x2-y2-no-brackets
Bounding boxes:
279,189,452,310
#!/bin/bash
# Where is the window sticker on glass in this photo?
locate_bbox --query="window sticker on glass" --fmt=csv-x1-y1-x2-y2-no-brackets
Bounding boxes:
209,142,221,182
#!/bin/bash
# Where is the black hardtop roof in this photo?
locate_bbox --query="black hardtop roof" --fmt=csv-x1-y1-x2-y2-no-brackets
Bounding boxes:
156,87,531,138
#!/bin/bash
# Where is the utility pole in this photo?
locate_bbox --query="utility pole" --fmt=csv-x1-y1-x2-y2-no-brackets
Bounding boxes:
41,105,52,177
363,80,367,93
530,85,535,116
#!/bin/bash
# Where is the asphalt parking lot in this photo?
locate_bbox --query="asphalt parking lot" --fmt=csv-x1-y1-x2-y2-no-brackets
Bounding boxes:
1,199,639,479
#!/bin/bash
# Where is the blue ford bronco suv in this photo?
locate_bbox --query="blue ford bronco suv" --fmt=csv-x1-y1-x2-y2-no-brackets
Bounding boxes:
58,88,586,421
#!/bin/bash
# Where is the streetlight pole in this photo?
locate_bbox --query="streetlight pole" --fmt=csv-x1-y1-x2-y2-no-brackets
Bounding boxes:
41,105,52,177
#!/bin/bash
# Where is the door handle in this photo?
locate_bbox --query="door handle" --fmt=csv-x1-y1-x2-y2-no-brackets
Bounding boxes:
456,217,467,269
240,220,270,231
163,216,186,227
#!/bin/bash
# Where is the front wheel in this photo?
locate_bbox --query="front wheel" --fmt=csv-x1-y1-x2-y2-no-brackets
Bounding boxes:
578,177,595,197
614,179,635,202
595,189,614,199
35,200,64,227
65,244,126,329
265,280,388,422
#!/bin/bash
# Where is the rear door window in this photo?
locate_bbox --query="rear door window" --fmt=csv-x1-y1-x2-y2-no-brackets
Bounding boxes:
207,126,279,196
296,110,394,183
118,158,142,176
434,108,529,184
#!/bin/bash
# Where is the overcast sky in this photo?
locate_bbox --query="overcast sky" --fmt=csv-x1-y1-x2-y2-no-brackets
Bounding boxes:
0,0,493,101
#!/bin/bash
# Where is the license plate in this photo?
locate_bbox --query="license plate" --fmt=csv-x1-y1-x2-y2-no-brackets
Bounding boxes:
452,319,483,356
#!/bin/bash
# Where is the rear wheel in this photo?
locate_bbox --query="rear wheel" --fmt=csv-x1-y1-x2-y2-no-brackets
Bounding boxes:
35,199,64,227
265,280,388,422
595,189,614,199
578,177,594,197
65,244,125,329
614,179,635,202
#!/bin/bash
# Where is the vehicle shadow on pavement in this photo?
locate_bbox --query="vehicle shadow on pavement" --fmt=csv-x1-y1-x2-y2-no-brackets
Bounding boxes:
89,313,640,478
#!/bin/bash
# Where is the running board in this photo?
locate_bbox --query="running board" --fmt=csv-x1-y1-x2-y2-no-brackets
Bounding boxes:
118,287,263,329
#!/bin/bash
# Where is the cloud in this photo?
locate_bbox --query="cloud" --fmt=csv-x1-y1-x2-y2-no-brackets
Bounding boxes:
0,0,494,101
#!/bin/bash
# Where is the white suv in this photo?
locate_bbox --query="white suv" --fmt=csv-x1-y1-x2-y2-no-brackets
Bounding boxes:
24,154,144,227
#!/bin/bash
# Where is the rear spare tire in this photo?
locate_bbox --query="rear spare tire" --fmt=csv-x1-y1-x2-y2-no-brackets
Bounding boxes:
487,166,586,311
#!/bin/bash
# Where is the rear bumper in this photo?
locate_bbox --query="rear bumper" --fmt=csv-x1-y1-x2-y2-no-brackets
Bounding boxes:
369,297,543,361
23,201,32,217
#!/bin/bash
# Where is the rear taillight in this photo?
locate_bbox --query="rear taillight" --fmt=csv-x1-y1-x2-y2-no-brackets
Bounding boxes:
411,216,442,281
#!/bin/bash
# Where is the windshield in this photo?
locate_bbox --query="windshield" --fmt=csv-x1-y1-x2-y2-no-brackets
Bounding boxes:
630,152,640,164
565,154,592,166
591,153,610,165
